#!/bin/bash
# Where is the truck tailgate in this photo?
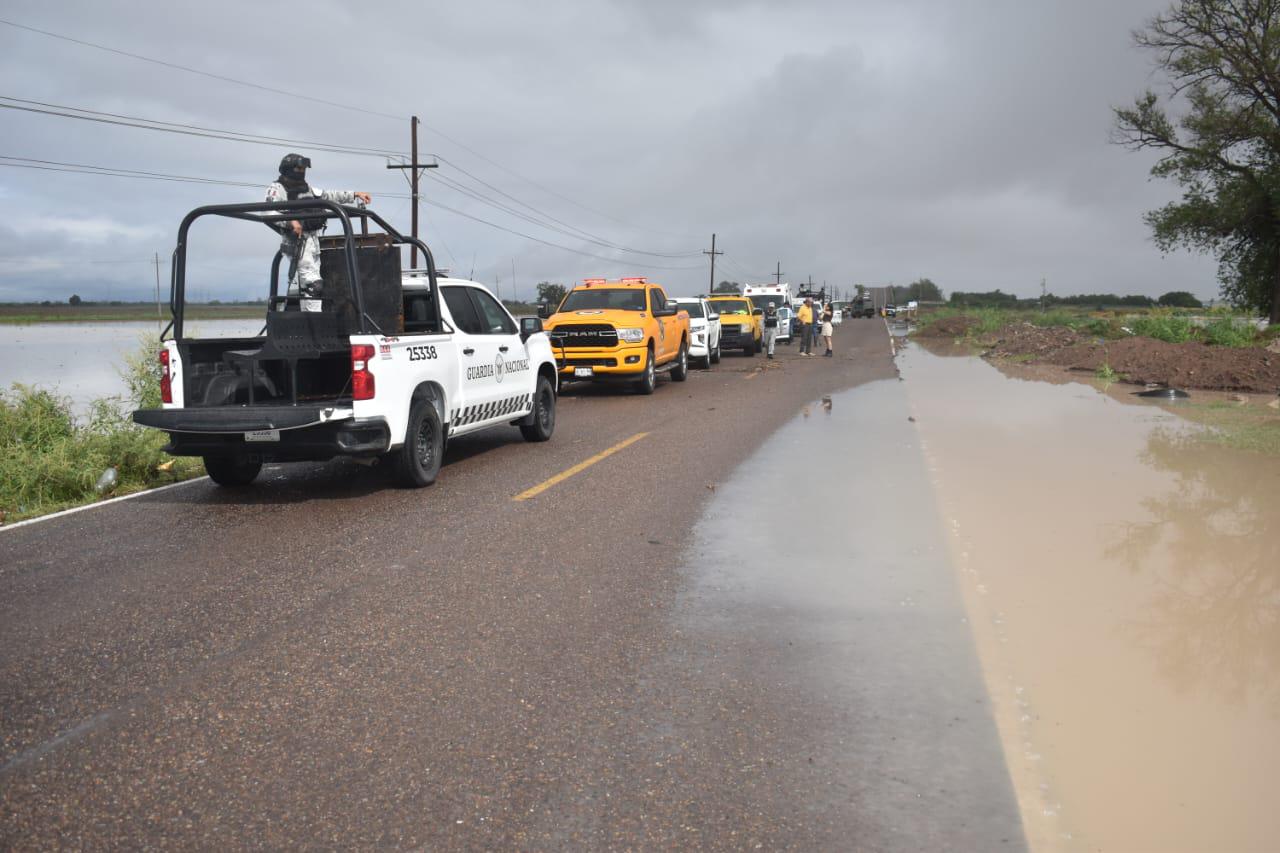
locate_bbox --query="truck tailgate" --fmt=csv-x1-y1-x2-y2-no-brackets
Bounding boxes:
133,405,353,433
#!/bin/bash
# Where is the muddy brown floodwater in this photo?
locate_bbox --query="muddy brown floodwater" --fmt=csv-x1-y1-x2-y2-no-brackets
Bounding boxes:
898,344,1280,853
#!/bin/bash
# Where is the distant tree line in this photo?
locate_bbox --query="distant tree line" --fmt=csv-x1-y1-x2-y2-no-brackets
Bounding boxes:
948,289,1203,309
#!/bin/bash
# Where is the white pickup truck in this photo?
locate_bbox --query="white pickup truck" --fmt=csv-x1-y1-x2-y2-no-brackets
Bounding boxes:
133,200,558,487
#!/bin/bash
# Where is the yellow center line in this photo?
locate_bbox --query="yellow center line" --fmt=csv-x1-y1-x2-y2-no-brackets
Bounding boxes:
513,432,650,501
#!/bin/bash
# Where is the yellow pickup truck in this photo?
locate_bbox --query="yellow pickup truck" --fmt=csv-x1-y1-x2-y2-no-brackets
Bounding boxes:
540,278,690,394
708,294,763,356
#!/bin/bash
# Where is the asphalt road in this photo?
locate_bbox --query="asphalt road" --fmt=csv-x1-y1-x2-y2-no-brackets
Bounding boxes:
0,320,1022,849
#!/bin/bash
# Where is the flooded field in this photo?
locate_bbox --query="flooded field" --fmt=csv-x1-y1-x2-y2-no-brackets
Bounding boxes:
898,344,1280,852
0,320,260,415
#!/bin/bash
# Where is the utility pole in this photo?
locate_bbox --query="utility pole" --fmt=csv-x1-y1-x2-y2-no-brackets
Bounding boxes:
511,258,517,305
386,116,438,269
773,261,784,286
704,233,723,293
152,252,163,328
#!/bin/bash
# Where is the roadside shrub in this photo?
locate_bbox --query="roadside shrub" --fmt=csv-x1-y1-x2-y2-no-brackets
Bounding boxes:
1028,309,1081,330
1129,311,1194,343
1200,318,1257,347
1082,316,1125,338
0,343,201,523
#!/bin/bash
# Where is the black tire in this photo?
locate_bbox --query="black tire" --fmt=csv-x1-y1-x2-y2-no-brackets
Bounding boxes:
743,343,755,357
391,398,443,487
711,341,721,364
520,376,556,442
635,346,657,394
755,335,763,353
698,350,713,369
203,455,261,487
671,341,689,381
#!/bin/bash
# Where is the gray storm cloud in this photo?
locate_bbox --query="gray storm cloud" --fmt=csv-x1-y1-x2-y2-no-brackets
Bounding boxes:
0,0,1217,303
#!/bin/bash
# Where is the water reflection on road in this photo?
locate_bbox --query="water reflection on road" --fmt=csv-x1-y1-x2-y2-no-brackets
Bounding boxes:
899,344,1280,853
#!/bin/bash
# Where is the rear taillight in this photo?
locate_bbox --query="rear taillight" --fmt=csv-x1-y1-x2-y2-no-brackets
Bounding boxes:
351,344,376,400
159,349,172,404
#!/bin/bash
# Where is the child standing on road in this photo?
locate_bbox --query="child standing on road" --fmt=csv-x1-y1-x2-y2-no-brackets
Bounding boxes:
821,303,834,357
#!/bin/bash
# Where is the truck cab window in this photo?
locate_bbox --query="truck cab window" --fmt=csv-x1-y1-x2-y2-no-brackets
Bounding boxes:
442,287,484,335
467,287,518,335
403,292,440,333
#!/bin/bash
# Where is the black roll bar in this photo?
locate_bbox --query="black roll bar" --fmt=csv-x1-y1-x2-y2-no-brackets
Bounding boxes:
167,199,439,341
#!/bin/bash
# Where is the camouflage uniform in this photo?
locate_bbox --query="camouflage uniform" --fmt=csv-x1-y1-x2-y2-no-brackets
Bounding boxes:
264,182,362,295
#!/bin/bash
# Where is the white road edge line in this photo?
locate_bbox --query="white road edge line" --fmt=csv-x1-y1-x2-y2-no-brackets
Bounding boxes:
1,477,209,534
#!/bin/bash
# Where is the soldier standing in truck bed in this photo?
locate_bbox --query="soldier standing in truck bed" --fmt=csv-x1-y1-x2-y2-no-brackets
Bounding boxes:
265,154,371,306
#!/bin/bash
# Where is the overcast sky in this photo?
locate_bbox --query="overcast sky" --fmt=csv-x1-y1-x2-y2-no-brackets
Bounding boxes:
0,0,1221,303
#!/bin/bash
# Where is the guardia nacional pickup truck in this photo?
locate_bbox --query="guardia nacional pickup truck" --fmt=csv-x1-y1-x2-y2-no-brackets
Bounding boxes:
133,200,559,487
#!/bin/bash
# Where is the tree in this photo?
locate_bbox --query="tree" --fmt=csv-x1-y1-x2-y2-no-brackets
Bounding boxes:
68,294,81,306
1158,289,1204,307
1113,1,1280,321
712,280,741,294
901,277,944,302
535,281,566,307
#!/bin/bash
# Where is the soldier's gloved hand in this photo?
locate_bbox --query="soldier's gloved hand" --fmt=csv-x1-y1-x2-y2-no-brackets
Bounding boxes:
354,192,372,206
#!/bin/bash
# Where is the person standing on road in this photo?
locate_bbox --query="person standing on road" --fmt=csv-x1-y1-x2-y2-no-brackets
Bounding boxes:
763,300,779,359
796,297,814,356
265,154,372,307
821,302,835,356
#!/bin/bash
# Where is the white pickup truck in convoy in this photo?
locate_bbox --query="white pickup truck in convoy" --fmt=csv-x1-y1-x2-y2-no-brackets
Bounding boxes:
133,200,559,487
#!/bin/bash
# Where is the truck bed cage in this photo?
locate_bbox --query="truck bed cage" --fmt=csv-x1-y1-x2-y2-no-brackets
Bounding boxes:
167,199,438,341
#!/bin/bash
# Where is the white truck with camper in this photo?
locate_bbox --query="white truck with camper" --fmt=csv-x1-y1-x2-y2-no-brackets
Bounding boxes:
743,282,794,342
133,199,559,488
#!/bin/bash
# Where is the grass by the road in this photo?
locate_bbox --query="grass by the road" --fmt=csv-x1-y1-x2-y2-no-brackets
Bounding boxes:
0,347,203,525
914,305,1276,347
1175,400,1280,455
0,303,265,325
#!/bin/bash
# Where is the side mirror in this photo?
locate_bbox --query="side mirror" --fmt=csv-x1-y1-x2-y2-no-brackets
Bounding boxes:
521,316,543,341
708,311,719,320
655,305,676,317
753,308,763,316
537,302,553,319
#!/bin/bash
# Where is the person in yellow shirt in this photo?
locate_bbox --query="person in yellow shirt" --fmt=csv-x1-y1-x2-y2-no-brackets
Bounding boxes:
796,298,815,356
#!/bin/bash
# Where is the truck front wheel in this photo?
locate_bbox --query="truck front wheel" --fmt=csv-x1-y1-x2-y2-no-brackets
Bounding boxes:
520,376,556,442
634,346,657,395
203,455,262,487
391,398,443,487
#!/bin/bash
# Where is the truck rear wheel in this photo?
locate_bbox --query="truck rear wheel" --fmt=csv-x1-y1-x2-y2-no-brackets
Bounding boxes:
203,455,261,487
520,376,556,442
391,398,443,487
671,341,689,381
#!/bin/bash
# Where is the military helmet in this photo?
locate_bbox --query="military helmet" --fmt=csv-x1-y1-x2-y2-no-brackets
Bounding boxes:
279,153,312,175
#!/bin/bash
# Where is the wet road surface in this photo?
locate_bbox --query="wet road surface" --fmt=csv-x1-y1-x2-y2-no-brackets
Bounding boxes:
1,320,1023,848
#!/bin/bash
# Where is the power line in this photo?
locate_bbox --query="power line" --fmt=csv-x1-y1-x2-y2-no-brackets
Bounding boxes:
0,96,402,158
0,17,698,241
0,18,404,122
431,156,703,257
426,170,702,259
2,94,702,260
0,157,701,272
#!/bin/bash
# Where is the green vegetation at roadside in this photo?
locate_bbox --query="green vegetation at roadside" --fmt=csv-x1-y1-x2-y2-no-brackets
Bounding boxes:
914,305,1271,348
1175,401,1280,456
0,343,203,524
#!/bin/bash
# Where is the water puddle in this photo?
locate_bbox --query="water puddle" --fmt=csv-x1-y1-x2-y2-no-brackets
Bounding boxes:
897,346,1280,852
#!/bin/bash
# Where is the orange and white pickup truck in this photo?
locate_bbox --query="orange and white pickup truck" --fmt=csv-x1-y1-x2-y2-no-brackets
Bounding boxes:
538,277,690,394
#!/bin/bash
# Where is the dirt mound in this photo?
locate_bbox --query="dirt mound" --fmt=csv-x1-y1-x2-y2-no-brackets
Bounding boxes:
984,325,1280,393
916,316,979,338
984,323,1084,358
